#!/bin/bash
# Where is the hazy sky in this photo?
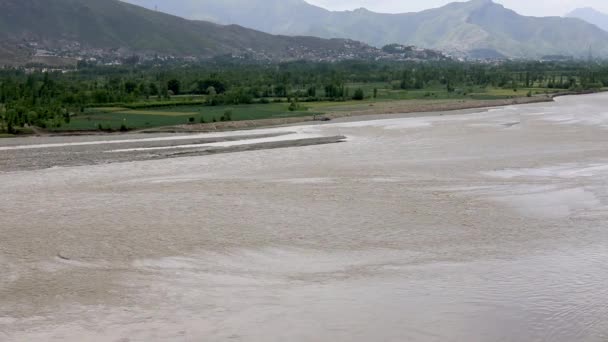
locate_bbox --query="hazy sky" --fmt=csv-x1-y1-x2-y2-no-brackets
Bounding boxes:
306,0,608,16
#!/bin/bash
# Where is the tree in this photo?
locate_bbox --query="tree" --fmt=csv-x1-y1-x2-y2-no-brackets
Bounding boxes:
324,83,344,99
221,110,233,121
149,82,159,96
139,83,149,98
196,79,226,94
167,79,181,95
307,86,316,97
124,81,138,94
446,80,455,93
400,70,412,89
288,100,298,111
352,88,364,100
274,84,287,97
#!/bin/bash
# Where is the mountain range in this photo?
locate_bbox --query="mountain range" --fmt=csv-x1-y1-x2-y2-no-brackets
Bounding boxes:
567,7,608,33
123,0,608,58
0,0,381,65
2,0,608,66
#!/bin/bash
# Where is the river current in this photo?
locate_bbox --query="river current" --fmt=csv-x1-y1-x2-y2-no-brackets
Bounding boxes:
1,94,607,341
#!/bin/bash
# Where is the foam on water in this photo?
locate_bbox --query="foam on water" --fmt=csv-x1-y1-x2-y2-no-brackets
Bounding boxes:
488,186,602,219
530,94,608,128
484,163,608,179
332,117,434,129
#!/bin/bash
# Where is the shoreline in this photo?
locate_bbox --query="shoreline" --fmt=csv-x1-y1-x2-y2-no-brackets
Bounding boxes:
1,90,599,139
137,95,554,134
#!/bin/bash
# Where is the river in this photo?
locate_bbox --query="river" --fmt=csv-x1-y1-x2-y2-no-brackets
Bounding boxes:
1,94,607,341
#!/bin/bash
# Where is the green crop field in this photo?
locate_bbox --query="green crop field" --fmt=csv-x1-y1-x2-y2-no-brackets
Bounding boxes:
334,84,559,101
51,85,560,132
57,103,319,131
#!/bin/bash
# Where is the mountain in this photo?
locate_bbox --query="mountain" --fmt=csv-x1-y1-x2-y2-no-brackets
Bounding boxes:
0,0,382,66
124,0,327,35
122,0,608,58
567,8,608,32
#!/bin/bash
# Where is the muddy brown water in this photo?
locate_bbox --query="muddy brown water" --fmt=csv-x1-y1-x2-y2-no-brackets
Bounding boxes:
1,94,608,341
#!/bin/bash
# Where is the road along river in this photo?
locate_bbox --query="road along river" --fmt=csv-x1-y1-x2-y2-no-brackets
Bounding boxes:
1,93,608,341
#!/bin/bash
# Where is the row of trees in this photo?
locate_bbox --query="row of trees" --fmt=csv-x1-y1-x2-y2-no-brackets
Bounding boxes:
1,59,607,133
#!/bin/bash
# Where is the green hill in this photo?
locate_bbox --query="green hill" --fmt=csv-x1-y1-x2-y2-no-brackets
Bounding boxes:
124,0,608,58
0,0,379,65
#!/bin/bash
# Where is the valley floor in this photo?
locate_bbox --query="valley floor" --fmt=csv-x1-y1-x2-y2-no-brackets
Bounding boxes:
143,95,553,134
15,93,555,137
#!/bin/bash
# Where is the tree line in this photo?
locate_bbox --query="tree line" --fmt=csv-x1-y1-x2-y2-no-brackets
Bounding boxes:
1,59,607,133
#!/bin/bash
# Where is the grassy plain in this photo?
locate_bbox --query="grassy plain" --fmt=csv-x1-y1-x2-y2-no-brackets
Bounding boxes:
55,85,562,131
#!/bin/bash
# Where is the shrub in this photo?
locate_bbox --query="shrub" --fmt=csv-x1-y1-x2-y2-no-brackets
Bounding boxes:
352,88,364,101
222,110,233,121
288,101,298,111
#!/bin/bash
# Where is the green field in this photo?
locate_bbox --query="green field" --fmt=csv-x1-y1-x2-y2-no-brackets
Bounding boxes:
338,84,560,101
59,103,318,131
53,85,559,131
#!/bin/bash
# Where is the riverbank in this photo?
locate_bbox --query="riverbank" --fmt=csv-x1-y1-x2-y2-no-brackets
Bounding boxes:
138,95,553,134
0,91,589,137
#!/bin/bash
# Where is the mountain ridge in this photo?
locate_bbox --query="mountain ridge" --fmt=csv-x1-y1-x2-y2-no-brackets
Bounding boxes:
122,0,608,58
0,0,383,65
567,7,608,32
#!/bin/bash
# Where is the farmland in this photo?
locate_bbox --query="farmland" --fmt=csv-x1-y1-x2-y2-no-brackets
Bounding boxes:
1,59,604,134
57,85,564,131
